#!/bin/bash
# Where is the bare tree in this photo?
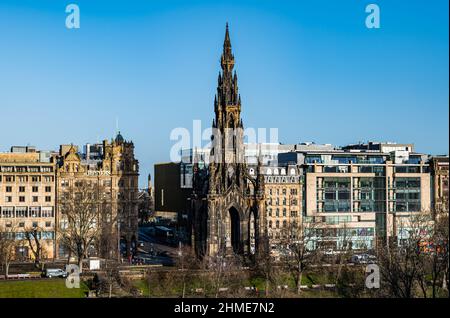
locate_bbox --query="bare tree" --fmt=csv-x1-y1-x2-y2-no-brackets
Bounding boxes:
0,225,18,278
23,226,48,270
280,219,323,295
428,207,449,297
206,245,245,298
377,211,434,298
102,261,120,298
176,243,200,298
57,181,112,272
253,234,278,297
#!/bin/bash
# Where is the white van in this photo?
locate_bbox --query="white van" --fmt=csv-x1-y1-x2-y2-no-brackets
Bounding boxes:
43,268,68,278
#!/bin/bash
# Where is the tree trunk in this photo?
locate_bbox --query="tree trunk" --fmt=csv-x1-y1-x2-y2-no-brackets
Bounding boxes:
442,270,448,290
297,271,303,294
419,280,427,298
78,258,83,273
265,274,269,297
432,278,437,298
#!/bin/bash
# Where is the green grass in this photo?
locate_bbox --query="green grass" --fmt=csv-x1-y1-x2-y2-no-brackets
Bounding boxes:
132,279,150,297
0,279,89,298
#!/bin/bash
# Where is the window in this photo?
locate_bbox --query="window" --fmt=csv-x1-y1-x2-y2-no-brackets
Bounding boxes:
395,166,420,173
29,207,40,217
61,180,69,187
19,186,25,192
5,196,12,203
32,222,38,228
6,186,12,192
395,177,421,212
45,221,51,227
320,177,351,212
32,186,38,192
19,222,25,228
15,207,28,218
32,196,38,202
45,186,51,192
1,207,14,218
45,196,51,202
41,207,54,218
19,196,25,202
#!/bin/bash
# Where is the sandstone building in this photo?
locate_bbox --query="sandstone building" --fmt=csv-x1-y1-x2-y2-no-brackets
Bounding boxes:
0,132,139,261
56,133,139,259
0,147,57,259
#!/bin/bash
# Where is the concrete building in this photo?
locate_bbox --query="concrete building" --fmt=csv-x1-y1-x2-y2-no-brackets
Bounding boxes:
279,141,432,249
154,162,192,222
0,147,57,260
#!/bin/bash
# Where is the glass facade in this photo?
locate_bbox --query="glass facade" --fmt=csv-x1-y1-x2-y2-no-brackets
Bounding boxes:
395,177,421,212
353,177,386,212
320,177,351,212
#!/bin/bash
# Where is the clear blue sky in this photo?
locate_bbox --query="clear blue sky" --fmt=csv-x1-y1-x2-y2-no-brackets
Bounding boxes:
0,0,448,187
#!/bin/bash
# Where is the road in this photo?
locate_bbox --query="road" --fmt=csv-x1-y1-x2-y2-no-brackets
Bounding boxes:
136,227,178,266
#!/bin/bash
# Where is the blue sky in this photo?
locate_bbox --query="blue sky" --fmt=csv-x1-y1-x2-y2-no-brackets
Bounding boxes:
0,0,448,187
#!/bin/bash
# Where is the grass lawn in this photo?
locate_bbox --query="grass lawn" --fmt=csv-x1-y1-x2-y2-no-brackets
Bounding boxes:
133,279,150,297
0,279,89,298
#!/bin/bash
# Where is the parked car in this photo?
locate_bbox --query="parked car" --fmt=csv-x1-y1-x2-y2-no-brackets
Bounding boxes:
43,268,68,278
350,253,376,264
